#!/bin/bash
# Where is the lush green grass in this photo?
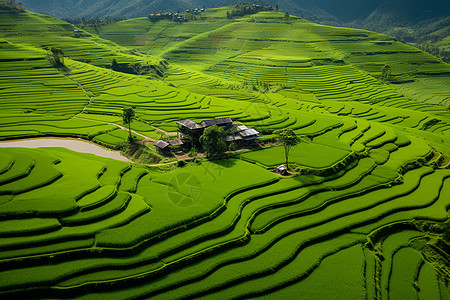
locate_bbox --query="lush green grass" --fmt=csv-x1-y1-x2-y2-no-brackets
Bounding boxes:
417,261,442,300
1,141,446,298
95,159,278,247
89,8,450,136
77,185,117,210
260,244,366,299
0,11,162,67
0,114,117,141
96,16,233,56
378,230,425,300
392,75,450,108
0,40,88,116
241,141,352,169
0,5,449,299
389,247,423,300
93,128,144,148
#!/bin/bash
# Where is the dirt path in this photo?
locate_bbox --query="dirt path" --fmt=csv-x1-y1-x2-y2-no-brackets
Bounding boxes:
73,116,157,142
150,125,178,136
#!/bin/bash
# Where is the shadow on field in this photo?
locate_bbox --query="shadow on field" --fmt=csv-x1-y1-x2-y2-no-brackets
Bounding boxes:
207,158,238,169
291,172,323,185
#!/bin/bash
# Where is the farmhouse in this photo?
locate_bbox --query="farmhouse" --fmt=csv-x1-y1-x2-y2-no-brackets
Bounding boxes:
155,138,184,152
155,118,260,153
177,118,260,144
227,125,260,142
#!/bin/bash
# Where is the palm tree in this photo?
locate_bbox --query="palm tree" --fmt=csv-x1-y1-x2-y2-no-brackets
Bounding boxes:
122,107,135,141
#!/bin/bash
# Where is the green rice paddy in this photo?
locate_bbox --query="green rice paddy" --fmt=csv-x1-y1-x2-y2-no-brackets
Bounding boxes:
0,5,449,299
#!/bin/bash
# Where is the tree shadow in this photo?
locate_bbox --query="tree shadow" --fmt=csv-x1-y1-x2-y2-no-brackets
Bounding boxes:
56,64,71,74
207,157,238,169
290,172,324,186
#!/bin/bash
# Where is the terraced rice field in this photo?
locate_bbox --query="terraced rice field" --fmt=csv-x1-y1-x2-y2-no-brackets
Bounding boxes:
0,5,449,299
0,123,448,298
0,10,161,67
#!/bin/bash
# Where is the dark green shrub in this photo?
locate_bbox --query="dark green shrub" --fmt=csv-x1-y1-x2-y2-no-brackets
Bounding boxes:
188,147,198,157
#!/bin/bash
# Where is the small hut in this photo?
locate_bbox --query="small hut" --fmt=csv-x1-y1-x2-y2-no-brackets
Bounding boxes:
276,164,287,175
155,138,184,153
155,140,170,153
168,138,184,149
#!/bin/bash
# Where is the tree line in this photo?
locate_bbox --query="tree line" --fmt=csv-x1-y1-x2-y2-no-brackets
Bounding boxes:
63,17,124,33
148,8,206,23
0,0,24,12
226,2,274,19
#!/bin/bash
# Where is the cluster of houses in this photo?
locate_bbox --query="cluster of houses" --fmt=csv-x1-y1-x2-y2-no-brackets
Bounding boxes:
148,12,188,22
148,8,205,23
185,8,205,14
155,117,260,153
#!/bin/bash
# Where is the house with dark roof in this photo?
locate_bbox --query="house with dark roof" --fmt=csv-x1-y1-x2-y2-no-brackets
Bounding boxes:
177,119,203,130
155,138,184,152
177,118,233,131
177,117,233,142
199,117,233,128
155,140,170,150
177,118,259,145
177,119,205,142
156,118,260,155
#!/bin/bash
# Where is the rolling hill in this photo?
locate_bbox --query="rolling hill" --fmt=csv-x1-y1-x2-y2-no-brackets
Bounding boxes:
19,0,450,61
0,4,449,299
18,0,449,22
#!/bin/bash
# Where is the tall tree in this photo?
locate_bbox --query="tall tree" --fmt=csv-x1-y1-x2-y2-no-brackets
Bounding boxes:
381,64,392,81
122,107,135,141
200,125,227,159
47,47,64,67
111,58,119,71
275,128,309,170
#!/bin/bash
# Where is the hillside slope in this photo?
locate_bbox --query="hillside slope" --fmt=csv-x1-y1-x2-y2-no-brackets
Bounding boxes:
19,0,450,61
0,6,449,299
19,0,449,21
92,8,450,111
0,6,165,72
18,0,212,19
